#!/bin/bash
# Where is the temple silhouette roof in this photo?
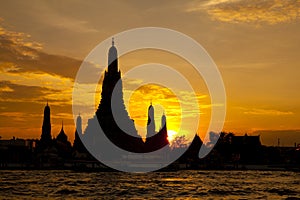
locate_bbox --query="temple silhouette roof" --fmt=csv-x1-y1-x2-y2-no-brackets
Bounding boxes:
57,121,68,143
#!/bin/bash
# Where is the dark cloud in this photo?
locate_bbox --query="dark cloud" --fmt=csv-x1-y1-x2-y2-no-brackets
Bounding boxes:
0,81,60,101
0,20,102,80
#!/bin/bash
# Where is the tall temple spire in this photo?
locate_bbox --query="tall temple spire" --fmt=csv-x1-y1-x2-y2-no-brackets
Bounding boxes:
146,103,156,138
145,104,169,149
40,102,52,145
83,38,170,153
161,112,166,129
84,37,143,153
76,114,82,135
108,37,118,73
73,114,85,152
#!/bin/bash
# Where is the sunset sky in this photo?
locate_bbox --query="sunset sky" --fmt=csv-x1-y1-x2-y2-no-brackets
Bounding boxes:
0,0,299,146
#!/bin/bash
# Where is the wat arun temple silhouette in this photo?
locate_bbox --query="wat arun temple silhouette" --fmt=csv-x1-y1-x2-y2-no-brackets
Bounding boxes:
2,39,287,172
83,38,169,153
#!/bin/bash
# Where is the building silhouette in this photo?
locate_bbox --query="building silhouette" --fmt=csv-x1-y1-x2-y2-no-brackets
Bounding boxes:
146,103,156,138
84,38,169,153
1,89,299,170
145,106,169,150
56,121,68,144
2,40,300,170
36,102,73,164
158,112,168,147
40,102,52,146
54,121,72,159
73,114,88,155
161,112,166,131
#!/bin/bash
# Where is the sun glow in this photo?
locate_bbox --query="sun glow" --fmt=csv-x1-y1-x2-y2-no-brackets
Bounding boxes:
127,84,182,138
167,130,178,143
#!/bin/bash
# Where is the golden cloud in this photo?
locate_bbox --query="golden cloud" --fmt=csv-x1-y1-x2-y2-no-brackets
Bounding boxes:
0,85,14,92
0,62,72,88
187,0,300,25
0,64,75,117
243,108,294,116
0,21,42,59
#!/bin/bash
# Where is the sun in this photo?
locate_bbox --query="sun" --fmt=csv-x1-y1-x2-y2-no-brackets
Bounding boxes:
167,130,178,143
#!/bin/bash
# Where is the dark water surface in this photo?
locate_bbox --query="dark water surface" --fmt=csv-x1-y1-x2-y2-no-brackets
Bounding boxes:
0,170,299,199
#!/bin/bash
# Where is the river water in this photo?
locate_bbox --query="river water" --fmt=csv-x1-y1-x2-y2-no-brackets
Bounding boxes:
0,170,299,199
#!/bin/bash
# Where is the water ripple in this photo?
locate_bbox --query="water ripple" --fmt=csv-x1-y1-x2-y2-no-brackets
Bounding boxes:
0,170,299,199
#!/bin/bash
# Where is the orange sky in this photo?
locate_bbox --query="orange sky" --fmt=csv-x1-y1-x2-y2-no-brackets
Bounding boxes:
0,0,299,146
